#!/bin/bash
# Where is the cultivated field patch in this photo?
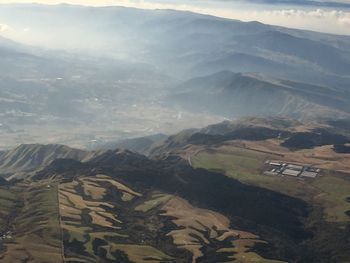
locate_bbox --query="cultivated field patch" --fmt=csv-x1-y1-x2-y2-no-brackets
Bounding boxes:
160,196,275,263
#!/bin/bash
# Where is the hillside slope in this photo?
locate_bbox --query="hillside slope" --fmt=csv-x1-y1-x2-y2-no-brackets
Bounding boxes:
149,117,350,157
167,71,350,120
0,144,98,177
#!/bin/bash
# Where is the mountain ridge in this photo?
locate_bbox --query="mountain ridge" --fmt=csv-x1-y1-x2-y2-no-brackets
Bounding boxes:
0,144,99,178
168,70,350,120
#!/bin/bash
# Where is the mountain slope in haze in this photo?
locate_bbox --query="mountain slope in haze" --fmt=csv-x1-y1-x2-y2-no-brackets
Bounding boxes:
167,71,350,120
94,133,168,154
1,4,350,89
149,116,350,157
0,144,98,177
1,5,350,150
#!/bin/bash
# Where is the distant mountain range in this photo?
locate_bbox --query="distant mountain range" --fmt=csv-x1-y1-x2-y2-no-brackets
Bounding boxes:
1,4,350,88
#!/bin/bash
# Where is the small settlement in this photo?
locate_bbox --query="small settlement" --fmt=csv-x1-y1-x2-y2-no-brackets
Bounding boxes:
264,160,321,178
0,231,12,241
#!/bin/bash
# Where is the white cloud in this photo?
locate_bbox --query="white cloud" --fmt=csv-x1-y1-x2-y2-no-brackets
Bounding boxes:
0,1,350,35
0,23,10,32
238,8,350,35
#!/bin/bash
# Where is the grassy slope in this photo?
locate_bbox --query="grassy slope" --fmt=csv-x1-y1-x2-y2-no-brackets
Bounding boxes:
192,145,350,262
0,188,16,227
0,180,63,263
192,146,350,223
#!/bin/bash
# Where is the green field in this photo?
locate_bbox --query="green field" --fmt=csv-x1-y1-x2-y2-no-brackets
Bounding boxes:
192,146,350,223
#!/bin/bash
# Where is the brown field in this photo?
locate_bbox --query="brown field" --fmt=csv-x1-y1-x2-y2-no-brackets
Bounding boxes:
88,211,120,229
135,193,172,212
160,196,261,263
59,180,119,229
217,239,285,263
59,187,112,211
107,244,174,263
80,179,106,200
94,174,142,200
59,175,146,261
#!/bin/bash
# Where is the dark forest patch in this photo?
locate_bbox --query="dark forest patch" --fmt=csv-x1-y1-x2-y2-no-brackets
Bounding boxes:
333,144,350,153
282,129,349,150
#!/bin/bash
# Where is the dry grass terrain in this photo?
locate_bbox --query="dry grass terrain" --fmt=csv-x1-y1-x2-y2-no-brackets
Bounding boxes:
232,139,350,172
59,175,174,262
160,196,282,263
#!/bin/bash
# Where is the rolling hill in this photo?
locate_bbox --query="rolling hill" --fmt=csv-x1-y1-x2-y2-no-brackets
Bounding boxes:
5,146,311,262
149,117,350,157
0,144,98,178
0,136,348,261
0,117,350,262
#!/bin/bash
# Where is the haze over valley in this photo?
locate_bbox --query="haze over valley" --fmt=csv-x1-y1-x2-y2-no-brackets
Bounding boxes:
1,4,350,149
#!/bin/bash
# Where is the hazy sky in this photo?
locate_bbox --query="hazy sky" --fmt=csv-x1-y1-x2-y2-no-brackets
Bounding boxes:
0,0,350,35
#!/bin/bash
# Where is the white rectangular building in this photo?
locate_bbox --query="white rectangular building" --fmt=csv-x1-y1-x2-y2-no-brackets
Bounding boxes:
282,169,301,177
300,171,318,178
286,164,303,171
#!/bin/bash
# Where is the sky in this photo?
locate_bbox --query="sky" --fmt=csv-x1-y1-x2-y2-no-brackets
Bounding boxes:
0,0,350,35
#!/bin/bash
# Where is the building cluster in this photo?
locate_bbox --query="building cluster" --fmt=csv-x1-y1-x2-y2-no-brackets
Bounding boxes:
0,231,12,241
263,160,320,178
